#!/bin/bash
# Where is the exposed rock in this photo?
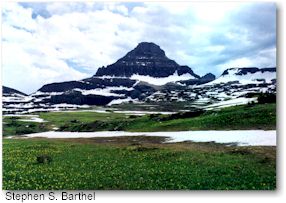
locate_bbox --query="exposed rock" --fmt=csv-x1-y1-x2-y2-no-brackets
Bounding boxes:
200,73,216,81
50,91,119,105
3,86,27,96
222,67,276,76
95,42,200,78
39,78,137,92
176,73,215,86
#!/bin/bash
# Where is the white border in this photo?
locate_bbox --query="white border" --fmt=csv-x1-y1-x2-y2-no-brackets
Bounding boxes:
0,0,284,202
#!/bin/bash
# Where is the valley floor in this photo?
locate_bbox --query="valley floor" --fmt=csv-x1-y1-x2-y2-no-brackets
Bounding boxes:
2,103,276,190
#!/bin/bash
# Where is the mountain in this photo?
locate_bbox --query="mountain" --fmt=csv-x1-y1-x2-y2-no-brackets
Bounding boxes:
205,67,276,86
2,86,32,114
28,42,210,107
3,86,27,96
95,42,200,79
176,73,216,86
146,67,276,106
2,43,276,114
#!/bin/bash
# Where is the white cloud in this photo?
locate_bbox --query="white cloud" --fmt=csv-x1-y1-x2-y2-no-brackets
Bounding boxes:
2,3,90,94
217,47,276,74
2,2,142,94
2,2,276,94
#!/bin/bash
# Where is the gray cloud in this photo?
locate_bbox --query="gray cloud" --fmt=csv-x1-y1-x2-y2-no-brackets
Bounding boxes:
3,2,276,93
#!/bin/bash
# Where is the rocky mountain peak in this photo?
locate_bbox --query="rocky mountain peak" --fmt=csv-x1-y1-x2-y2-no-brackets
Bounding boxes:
122,42,166,59
95,42,199,78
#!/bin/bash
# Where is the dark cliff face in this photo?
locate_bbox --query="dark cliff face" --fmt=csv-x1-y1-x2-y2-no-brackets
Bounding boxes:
176,73,215,86
95,42,200,78
122,42,166,59
200,73,216,81
222,67,276,76
260,68,276,73
38,78,137,93
3,86,27,96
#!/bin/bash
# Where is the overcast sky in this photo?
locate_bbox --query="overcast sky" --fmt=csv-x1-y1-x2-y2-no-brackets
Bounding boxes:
2,2,276,94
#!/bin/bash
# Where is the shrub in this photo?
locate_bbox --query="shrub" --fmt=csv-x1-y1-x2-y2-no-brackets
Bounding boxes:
159,110,205,121
15,126,36,135
70,119,79,123
128,115,139,119
247,101,255,107
36,155,52,164
257,93,276,104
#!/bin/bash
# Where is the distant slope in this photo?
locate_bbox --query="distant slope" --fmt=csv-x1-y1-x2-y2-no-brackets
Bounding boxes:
205,67,276,85
176,73,216,86
1,43,276,114
2,86,32,114
3,86,27,96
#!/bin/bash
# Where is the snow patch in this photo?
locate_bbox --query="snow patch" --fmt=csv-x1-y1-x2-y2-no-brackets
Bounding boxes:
205,97,257,110
130,71,196,86
51,103,89,108
205,71,276,86
6,114,48,123
107,97,135,106
31,91,64,96
2,95,33,102
112,110,175,115
93,76,128,79
74,86,133,97
19,117,47,123
19,130,276,146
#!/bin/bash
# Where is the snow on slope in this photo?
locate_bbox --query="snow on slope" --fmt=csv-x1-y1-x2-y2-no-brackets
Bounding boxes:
205,69,276,85
130,71,196,86
107,97,135,106
74,86,134,97
205,97,257,110
31,91,64,96
2,93,33,102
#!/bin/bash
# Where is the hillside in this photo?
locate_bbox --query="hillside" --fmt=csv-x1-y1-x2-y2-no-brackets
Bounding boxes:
2,42,276,114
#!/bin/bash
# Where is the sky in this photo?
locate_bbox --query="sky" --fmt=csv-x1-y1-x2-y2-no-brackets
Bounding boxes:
2,1,276,94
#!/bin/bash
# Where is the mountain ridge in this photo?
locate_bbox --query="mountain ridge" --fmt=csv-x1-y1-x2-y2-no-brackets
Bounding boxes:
206,67,276,86
2,42,276,114
222,67,276,76
3,86,27,96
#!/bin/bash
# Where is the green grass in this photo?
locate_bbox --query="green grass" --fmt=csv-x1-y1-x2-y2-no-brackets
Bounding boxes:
2,112,129,136
2,103,276,136
127,103,276,131
3,139,276,190
37,103,276,132
110,101,198,112
3,117,50,136
39,111,128,126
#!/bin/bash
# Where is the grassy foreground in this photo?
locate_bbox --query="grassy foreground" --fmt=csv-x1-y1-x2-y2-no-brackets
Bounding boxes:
3,138,276,190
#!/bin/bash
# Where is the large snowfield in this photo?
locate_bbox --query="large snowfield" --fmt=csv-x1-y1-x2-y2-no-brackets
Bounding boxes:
17,130,276,146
